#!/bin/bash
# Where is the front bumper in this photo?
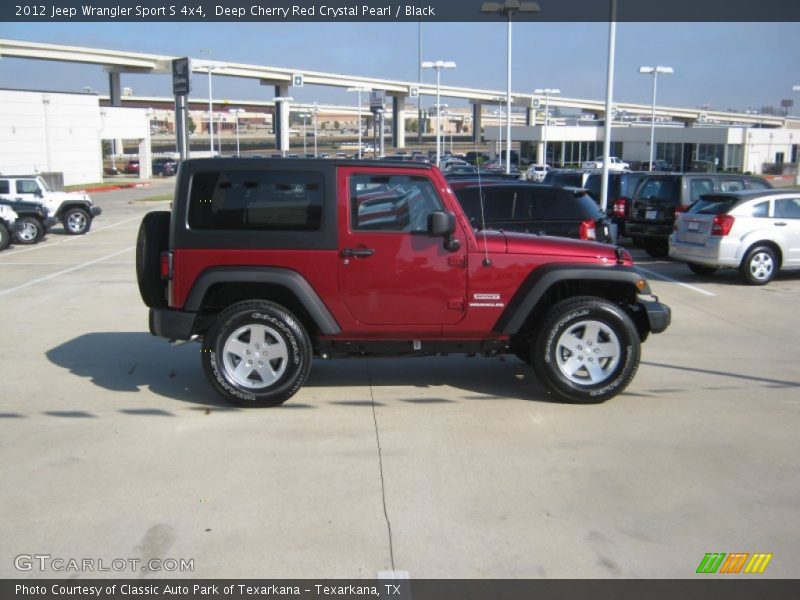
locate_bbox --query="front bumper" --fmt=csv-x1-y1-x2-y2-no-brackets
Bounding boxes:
149,307,196,341
89,205,102,217
640,299,671,334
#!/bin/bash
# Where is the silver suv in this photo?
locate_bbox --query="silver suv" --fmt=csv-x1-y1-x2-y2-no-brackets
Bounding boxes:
669,189,800,285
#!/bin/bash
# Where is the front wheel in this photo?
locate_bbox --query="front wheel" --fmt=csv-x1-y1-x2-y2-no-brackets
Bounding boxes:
643,238,669,258
62,208,91,235
531,297,641,403
0,223,10,251
14,216,44,244
202,301,312,407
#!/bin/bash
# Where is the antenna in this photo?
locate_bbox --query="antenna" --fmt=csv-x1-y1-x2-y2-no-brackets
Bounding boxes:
473,132,492,267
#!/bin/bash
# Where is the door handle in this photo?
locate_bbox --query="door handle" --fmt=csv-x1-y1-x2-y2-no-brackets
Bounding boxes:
341,247,375,258
774,222,787,227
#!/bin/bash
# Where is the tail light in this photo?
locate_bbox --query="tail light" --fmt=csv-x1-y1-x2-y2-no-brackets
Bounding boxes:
711,215,735,236
674,205,688,213
613,197,629,218
160,251,173,280
579,219,597,241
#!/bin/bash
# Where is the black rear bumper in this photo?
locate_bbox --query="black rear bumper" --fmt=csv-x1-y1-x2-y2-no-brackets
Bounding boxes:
149,307,196,340
626,220,672,240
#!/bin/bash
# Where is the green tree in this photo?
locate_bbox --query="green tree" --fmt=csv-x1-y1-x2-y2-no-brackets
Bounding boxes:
187,115,197,134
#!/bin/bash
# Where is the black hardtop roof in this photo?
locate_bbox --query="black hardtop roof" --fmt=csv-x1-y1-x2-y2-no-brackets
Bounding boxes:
181,157,435,170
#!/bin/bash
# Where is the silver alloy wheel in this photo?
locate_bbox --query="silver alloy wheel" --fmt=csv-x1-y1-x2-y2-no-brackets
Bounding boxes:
17,221,38,241
555,319,621,385
67,211,87,233
748,252,774,281
221,323,289,389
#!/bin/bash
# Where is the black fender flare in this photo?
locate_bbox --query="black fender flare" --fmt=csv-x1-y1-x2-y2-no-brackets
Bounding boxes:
55,201,93,218
493,264,651,335
184,266,341,335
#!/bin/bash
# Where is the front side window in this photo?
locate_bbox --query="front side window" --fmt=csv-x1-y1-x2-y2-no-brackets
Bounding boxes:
187,170,323,230
720,179,745,192
350,174,442,233
16,179,41,195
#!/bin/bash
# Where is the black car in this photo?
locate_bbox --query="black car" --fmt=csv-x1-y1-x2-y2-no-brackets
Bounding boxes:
0,199,57,244
450,181,612,243
583,171,649,233
542,169,592,188
626,172,772,257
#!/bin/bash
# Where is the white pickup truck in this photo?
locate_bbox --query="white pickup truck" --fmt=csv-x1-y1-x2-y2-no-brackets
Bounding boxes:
581,156,630,171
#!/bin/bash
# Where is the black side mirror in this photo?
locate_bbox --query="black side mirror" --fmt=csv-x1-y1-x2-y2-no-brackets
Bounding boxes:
427,211,460,252
428,211,455,236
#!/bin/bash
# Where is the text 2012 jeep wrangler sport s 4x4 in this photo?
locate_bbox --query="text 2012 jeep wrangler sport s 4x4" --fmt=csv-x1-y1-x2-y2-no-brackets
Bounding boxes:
137,159,670,406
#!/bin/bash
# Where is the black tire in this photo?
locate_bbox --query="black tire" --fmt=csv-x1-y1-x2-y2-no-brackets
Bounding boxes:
643,238,669,258
0,222,10,251
14,216,45,245
62,207,92,235
740,245,778,286
202,301,312,407
688,263,717,276
135,211,170,308
630,236,644,248
531,296,641,403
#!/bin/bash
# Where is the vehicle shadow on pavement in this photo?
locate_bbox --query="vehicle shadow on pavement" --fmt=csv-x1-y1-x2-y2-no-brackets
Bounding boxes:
46,333,560,407
46,332,225,408
306,355,558,404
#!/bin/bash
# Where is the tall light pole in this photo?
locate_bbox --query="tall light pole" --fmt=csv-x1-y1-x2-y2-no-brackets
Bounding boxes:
298,112,310,155
347,86,372,159
421,60,456,168
639,65,674,171
312,103,319,158
534,88,560,167
229,108,244,157
493,108,504,160
481,0,541,174
271,96,294,157
194,59,228,156
599,1,617,213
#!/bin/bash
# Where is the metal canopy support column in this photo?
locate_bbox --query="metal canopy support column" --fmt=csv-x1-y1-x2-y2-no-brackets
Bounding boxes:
392,95,406,149
472,103,482,143
273,85,289,153
108,71,123,158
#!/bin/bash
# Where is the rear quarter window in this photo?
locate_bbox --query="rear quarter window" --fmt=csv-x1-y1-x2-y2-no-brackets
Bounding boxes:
689,196,740,215
636,177,679,203
187,170,323,231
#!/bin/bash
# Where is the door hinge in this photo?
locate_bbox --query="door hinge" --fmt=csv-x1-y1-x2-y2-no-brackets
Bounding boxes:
448,255,466,268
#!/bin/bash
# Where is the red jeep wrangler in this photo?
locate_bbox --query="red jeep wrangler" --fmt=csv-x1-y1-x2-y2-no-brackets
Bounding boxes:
136,159,670,406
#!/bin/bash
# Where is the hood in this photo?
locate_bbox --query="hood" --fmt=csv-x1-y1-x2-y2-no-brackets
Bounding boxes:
48,191,91,203
501,231,629,264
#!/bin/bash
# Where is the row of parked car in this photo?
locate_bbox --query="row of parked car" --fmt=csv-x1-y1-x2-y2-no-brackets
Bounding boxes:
0,174,102,251
448,161,799,286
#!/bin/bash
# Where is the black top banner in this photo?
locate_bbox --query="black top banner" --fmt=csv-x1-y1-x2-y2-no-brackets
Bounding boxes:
3,0,800,22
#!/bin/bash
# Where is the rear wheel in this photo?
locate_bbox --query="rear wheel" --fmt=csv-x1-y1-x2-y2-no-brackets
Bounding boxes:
531,297,640,403
688,263,717,276
62,207,91,235
14,216,44,244
202,301,312,407
135,211,170,308
740,245,777,285
630,236,644,248
643,238,669,258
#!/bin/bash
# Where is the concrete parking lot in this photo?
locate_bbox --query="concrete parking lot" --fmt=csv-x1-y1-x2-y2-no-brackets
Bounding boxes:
0,182,798,578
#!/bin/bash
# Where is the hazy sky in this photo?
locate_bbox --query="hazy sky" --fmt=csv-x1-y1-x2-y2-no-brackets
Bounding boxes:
1,21,799,114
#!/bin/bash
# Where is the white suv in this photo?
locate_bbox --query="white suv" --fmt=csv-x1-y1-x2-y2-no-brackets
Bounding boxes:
0,175,101,235
669,190,800,285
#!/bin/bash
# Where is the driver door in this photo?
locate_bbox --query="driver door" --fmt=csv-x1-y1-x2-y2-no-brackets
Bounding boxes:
337,167,467,326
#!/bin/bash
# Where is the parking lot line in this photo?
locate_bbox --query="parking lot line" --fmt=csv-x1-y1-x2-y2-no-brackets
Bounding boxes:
0,215,142,258
0,246,133,298
637,266,716,297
